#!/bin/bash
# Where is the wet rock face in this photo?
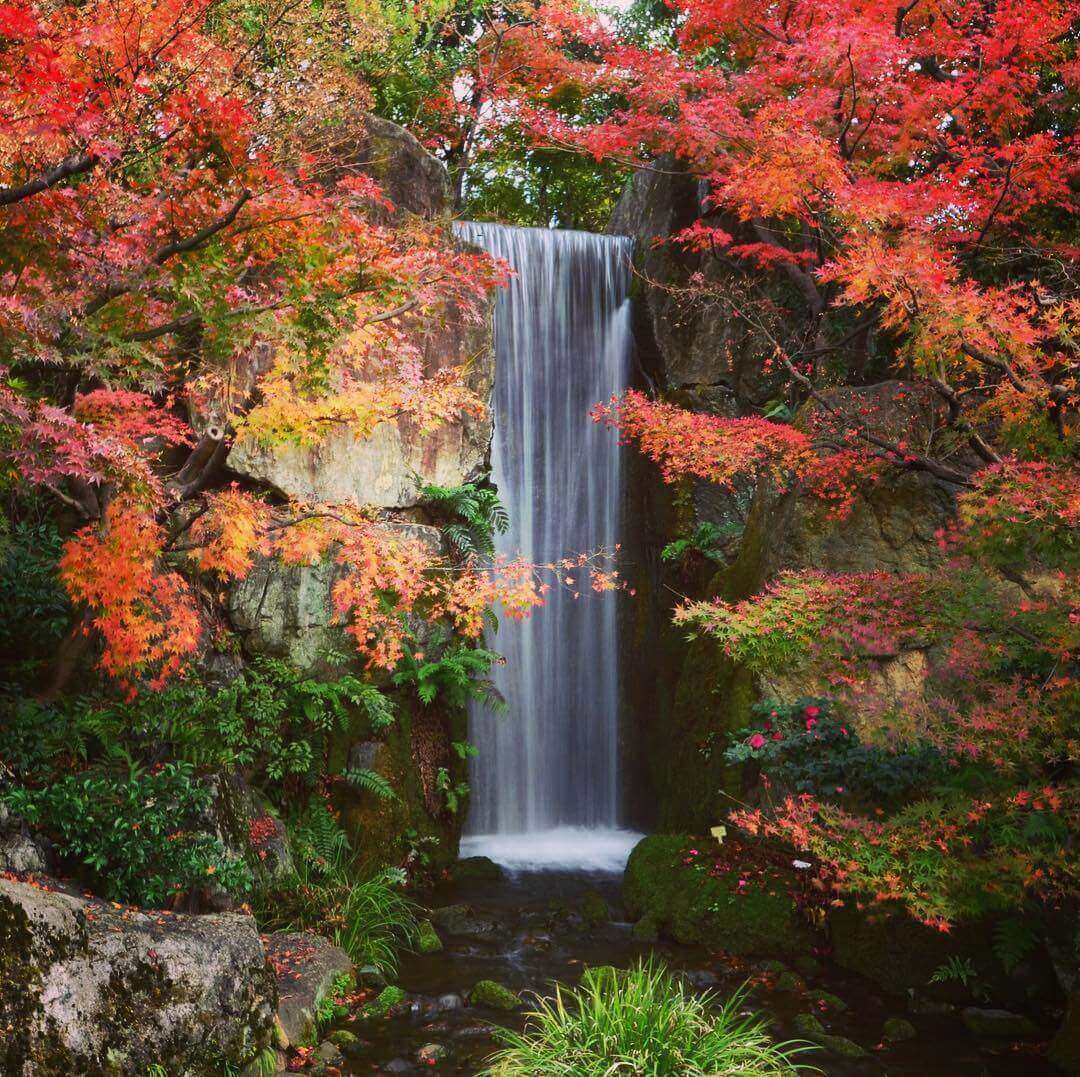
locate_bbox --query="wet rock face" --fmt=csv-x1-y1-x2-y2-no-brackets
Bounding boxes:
225,111,495,512
0,876,275,1074
609,156,785,409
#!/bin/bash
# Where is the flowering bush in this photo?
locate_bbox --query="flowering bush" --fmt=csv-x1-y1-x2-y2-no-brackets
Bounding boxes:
725,699,943,808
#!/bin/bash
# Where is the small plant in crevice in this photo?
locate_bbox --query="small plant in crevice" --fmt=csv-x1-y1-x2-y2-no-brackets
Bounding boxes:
436,767,470,815
482,960,816,1076
661,520,739,565
393,630,506,712
416,477,509,561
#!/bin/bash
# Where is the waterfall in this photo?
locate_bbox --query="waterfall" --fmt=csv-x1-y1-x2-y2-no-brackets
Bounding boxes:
454,221,641,872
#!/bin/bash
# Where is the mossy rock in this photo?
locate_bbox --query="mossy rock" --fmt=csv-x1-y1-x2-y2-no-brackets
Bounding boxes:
450,856,504,883
1049,993,1080,1075
775,971,806,993
363,986,406,1018
580,890,610,928
882,1017,917,1043
807,990,847,1013
631,914,659,942
415,920,443,954
623,835,815,960
793,1013,867,1058
828,902,1055,1003
470,980,520,1011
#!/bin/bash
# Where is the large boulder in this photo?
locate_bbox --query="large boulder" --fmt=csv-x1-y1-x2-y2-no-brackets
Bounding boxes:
609,156,786,408
623,834,816,960
226,301,494,510
0,876,275,1074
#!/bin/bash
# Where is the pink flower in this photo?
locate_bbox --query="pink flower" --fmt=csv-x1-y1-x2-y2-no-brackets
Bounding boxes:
772,732,783,741
749,733,767,749
805,718,817,730
804,705,821,719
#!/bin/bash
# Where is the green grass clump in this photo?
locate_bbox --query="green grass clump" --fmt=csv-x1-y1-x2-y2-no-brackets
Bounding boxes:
483,960,816,1076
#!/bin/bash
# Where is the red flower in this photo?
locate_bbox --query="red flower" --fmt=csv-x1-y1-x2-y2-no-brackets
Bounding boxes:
804,705,821,719
771,732,783,741
749,733,767,749
805,718,818,730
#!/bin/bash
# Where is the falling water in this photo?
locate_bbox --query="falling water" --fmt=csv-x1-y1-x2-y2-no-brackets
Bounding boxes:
454,222,641,872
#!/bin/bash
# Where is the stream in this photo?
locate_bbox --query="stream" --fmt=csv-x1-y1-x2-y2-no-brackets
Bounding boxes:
330,866,1056,1076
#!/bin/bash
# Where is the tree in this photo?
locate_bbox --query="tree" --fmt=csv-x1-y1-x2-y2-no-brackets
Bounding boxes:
471,0,1078,926
0,0,524,691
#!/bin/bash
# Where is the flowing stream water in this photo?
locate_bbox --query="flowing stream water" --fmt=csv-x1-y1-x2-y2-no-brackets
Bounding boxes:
452,223,640,871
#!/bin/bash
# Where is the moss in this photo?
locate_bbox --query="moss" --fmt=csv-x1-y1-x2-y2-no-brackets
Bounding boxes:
658,645,757,832
363,986,406,1018
450,856,504,883
470,980,520,1011
580,890,610,928
623,835,815,960
882,1017,917,1043
415,920,443,954
793,1013,867,1058
1048,994,1080,1075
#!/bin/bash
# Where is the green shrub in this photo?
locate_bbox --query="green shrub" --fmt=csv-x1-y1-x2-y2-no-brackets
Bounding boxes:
483,961,816,1076
253,815,419,975
661,520,738,564
2,762,250,905
392,631,505,711
0,520,70,681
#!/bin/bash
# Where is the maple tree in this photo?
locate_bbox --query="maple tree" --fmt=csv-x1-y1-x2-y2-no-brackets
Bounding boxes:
451,0,1079,924
0,0,528,690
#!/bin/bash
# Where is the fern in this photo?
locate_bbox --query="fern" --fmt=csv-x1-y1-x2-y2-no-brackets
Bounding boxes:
929,956,977,988
343,767,398,802
293,800,350,872
992,919,1039,973
393,640,506,711
416,478,509,561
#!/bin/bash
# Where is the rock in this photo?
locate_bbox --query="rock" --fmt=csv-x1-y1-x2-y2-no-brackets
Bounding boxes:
469,980,520,1011
316,1039,345,1064
355,964,388,990
631,914,659,942
829,901,986,999
807,990,848,1013
385,1058,416,1073
328,1029,359,1047
0,875,275,1073
623,834,815,960
793,1012,867,1058
0,804,53,875
882,1017,917,1043
430,903,500,941
906,993,955,1016
450,855,505,882
960,1007,1039,1039
793,1013,827,1037
682,969,720,990
365,985,408,1017
416,1042,449,1064
264,931,353,1048
415,919,443,954
436,992,464,1012
1049,993,1080,1075
580,889,610,928
775,971,806,993
204,773,293,885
